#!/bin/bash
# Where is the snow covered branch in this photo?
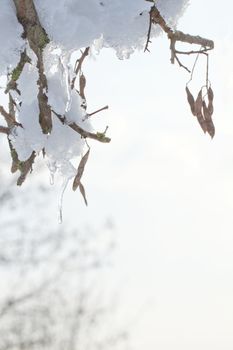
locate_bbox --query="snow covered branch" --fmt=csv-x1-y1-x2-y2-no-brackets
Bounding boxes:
13,0,51,133
0,0,215,202
52,110,111,144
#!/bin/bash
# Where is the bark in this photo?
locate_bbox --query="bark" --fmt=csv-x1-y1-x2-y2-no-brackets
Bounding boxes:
13,0,52,134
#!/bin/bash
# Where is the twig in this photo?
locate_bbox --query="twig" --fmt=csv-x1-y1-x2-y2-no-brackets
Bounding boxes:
52,110,111,143
146,5,214,72
175,48,211,55
174,54,191,73
144,7,154,52
17,151,36,186
71,47,89,89
83,105,109,120
5,50,31,94
0,126,10,135
168,31,214,49
0,105,21,127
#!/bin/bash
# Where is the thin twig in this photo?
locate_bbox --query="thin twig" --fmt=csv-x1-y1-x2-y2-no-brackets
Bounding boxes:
5,50,31,94
71,47,89,89
83,105,109,120
144,7,154,52
52,110,111,143
174,54,191,73
175,48,211,55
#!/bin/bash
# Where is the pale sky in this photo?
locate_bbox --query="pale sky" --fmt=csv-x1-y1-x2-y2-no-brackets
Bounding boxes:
61,1,233,349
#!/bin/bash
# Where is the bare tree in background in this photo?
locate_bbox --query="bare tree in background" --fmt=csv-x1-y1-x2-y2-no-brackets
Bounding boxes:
0,167,128,350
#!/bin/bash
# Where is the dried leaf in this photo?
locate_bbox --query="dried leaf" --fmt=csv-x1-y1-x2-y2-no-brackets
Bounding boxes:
72,149,90,191
79,182,88,206
185,86,195,115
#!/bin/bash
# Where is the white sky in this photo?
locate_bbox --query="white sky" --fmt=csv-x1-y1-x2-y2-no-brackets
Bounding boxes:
61,1,233,349
1,1,233,349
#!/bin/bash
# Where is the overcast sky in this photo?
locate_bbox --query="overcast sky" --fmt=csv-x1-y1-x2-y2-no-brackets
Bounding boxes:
59,1,233,349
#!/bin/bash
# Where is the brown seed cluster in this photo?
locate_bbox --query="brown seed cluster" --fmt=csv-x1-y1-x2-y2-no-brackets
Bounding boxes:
186,86,215,138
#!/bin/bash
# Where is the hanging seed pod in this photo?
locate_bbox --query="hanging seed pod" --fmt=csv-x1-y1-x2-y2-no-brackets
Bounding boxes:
79,73,86,101
207,86,214,116
202,100,215,138
195,90,207,133
194,90,202,116
185,86,196,116
79,182,88,206
73,149,90,191
208,122,215,138
208,86,214,103
202,100,209,119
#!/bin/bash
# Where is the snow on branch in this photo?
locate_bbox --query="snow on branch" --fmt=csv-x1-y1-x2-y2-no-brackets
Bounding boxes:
0,0,215,207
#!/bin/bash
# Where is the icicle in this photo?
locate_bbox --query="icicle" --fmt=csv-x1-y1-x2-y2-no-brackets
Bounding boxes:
58,177,69,224
50,172,54,186
47,160,57,186
59,52,72,113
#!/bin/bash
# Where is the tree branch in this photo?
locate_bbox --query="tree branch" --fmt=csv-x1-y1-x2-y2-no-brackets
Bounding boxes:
145,5,214,70
71,47,90,89
13,0,52,134
52,110,111,143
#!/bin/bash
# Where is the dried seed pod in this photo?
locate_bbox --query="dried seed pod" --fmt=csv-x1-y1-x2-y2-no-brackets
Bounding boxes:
185,86,196,116
196,114,207,134
194,89,203,116
208,86,214,103
207,121,215,138
207,86,214,116
73,149,90,191
79,181,88,206
79,73,86,100
202,100,215,138
202,100,209,119
194,90,207,133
